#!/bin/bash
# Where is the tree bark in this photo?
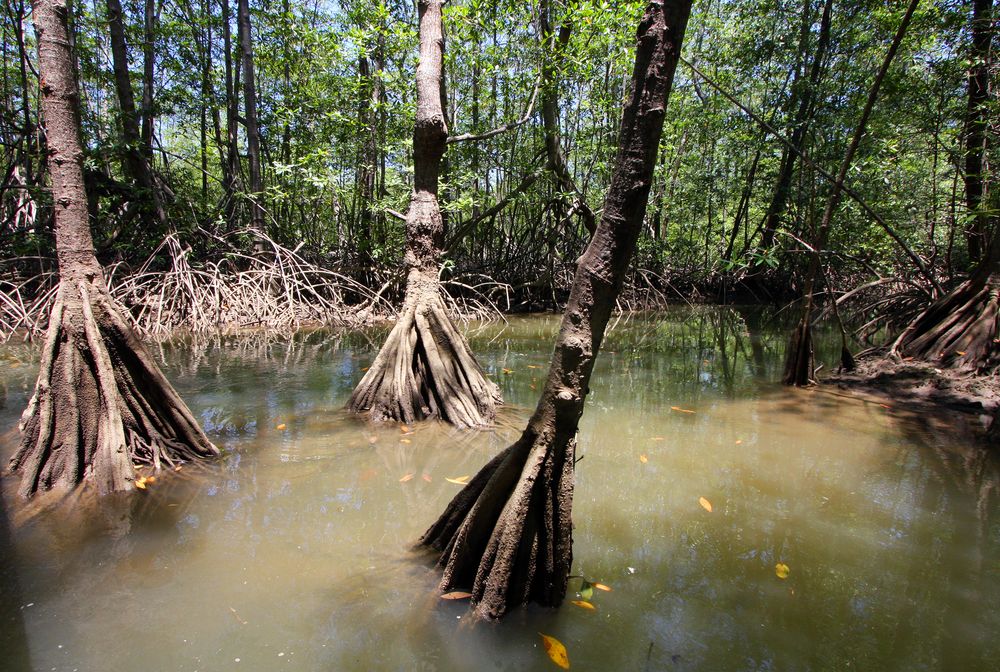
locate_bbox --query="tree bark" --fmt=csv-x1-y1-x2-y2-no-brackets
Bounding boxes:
11,0,217,498
420,0,691,620
964,0,994,263
347,0,500,429
237,0,264,230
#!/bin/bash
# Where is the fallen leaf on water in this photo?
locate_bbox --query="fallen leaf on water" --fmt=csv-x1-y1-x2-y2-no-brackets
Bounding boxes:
174,465,183,471
639,454,648,463
527,365,540,369
593,582,612,592
735,439,743,445
441,591,472,600
650,436,665,441
360,366,369,371
775,563,790,579
539,633,570,669
671,406,696,414
956,350,967,356
879,404,891,410
530,384,537,390
400,438,412,444
422,473,432,483
571,600,596,611
276,423,287,430
446,475,470,485
399,473,414,483
699,497,713,512
229,607,248,625
134,477,149,490
368,435,378,444
579,579,594,601
400,424,411,433
502,368,514,375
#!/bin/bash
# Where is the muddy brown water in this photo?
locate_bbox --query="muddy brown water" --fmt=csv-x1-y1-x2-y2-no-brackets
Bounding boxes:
1,309,998,671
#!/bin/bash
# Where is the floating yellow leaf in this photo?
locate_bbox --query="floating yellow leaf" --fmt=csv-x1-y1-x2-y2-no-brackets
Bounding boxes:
368,435,378,444
775,563,790,579
956,350,967,356
650,436,665,441
735,439,743,445
146,476,156,484
671,406,695,414
276,423,287,430
441,591,472,600
699,497,713,512
502,368,514,375
571,600,596,611
446,476,470,485
229,606,248,625
527,365,540,369
593,582,612,592
422,473,432,483
539,633,570,669
360,366,369,371
399,473,414,483
639,454,648,463
134,477,149,490
530,384,537,390
401,438,412,444
400,424,411,433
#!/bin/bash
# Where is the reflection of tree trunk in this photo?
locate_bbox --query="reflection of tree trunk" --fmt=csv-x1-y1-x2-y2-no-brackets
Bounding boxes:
11,0,217,498
963,0,994,263
0,482,31,668
420,0,691,620
348,1,500,429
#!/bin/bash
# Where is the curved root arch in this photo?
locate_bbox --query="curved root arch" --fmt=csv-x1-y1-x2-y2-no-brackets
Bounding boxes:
348,289,501,428
10,281,218,498
893,275,1000,372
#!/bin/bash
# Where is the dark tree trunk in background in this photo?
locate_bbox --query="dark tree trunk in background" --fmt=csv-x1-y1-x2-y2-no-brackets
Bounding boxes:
140,0,156,159
784,0,918,385
348,0,501,429
106,0,165,227
11,0,218,498
539,0,596,236
237,0,264,230
756,0,832,256
221,0,241,225
420,0,692,620
964,0,994,263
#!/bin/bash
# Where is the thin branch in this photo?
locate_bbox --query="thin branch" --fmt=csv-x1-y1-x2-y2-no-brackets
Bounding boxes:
680,56,942,294
447,73,542,144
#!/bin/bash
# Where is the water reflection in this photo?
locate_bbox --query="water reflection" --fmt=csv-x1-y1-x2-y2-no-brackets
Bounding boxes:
0,309,997,671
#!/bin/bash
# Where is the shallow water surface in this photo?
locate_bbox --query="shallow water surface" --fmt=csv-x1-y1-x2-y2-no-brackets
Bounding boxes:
1,309,998,671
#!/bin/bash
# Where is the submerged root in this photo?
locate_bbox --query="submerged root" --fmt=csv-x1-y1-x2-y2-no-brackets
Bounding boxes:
9,280,218,498
348,284,501,428
419,426,575,620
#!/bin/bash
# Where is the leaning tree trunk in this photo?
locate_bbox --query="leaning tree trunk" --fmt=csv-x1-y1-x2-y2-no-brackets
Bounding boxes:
420,0,691,620
348,0,500,429
783,0,918,385
10,0,217,499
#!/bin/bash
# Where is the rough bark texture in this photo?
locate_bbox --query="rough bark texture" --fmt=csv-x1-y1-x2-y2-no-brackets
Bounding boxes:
11,0,217,498
420,0,691,620
347,0,500,429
